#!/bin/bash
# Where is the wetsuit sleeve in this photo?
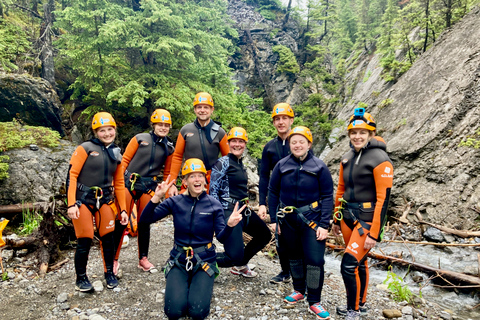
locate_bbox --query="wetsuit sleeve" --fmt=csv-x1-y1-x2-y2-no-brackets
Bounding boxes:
139,198,172,224
369,161,393,241
113,161,127,213
121,136,139,173
168,132,186,181
267,163,282,223
334,164,346,225
67,146,88,207
258,145,271,206
162,153,174,181
316,164,334,229
219,135,230,156
213,205,234,242
209,158,226,202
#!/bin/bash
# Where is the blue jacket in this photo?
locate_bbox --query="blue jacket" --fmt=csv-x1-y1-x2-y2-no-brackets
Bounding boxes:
140,192,233,248
268,152,334,228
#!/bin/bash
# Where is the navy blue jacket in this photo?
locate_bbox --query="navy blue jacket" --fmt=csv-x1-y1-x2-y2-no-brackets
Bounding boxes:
268,152,334,228
140,192,233,248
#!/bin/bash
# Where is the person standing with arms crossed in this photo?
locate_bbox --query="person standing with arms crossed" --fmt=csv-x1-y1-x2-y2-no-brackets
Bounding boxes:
332,108,393,320
67,112,128,291
113,109,175,274
258,102,294,284
167,92,229,196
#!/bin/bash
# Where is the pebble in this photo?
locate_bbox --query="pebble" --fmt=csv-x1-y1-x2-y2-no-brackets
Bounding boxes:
57,292,69,303
92,280,103,292
89,315,106,320
440,310,453,320
402,306,413,315
383,309,402,318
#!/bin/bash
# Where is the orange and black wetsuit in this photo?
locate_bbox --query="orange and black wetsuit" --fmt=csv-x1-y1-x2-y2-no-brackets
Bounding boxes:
67,138,127,276
113,131,174,261
334,137,393,312
168,119,229,192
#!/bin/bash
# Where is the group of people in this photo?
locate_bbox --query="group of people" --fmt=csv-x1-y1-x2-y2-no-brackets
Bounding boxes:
66,92,393,320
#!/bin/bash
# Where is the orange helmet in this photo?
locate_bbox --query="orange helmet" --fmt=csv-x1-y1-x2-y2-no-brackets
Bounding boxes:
92,112,116,130
193,92,214,107
227,127,248,142
289,126,313,143
271,103,294,118
151,109,172,125
347,107,376,131
182,158,207,176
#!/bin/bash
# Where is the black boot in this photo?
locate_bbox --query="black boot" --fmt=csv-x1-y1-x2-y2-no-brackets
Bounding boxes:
74,238,93,292
100,232,118,289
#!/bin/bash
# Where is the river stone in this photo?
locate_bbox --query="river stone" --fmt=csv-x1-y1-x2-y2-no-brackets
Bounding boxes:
440,310,453,320
89,315,106,320
463,265,479,275
383,309,402,318
56,292,68,303
92,280,103,292
423,227,445,242
402,306,413,315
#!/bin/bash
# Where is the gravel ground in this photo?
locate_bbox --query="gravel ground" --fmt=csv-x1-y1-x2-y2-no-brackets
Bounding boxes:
0,217,466,320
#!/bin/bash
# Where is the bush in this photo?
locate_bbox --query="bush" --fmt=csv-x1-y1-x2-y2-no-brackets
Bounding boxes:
272,45,300,75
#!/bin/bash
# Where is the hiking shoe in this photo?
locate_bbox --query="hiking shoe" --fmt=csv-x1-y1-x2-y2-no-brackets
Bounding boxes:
75,274,93,292
336,304,368,316
113,260,120,276
138,256,155,272
284,290,305,304
105,271,118,289
230,265,257,278
309,302,330,319
269,271,291,284
345,310,361,320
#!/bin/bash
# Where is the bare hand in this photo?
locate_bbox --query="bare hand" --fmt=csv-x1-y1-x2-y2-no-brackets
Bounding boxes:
227,202,246,227
68,205,80,220
168,183,178,197
331,224,342,236
269,222,280,234
120,211,129,225
257,205,268,220
152,175,176,203
364,235,377,250
316,227,328,241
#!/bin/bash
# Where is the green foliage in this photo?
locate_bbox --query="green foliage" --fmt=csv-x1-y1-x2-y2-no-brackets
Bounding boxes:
269,28,280,39
1,272,8,281
357,102,368,109
0,16,32,72
363,70,372,82
0,155,9,180
459,129,480,148
383,267,413,303
379,98,394,108
0,120,61,152
19,206,42,235
246,0,283,20
272,45,300,75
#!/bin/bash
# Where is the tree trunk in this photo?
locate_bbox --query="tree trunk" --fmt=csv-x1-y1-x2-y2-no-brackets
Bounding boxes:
40,0,56,87
282,0,293,28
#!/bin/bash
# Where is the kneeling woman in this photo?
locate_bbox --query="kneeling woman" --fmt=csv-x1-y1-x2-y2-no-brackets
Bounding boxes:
268,126,333,320
139,159,245,320
210,127,271,277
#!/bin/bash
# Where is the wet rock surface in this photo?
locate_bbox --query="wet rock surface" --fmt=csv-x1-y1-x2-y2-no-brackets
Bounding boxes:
1,220,479,320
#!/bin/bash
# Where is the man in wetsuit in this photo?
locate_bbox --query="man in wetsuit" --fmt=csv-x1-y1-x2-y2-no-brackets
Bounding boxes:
168,92,229,196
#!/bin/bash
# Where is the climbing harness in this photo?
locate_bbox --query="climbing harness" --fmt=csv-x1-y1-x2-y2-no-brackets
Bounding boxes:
165,243,219,278
125,170,157,197
277,200,322,231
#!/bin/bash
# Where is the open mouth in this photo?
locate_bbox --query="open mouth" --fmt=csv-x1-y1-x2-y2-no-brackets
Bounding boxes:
193,182,202,188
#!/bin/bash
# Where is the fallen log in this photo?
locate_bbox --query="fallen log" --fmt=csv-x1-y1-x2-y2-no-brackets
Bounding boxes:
0,202,50,215
419,221,480,238
326,243,480,287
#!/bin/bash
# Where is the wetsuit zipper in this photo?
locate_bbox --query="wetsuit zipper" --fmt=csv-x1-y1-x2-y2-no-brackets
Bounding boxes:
102,145,109,186
348,152,357,202
188,198,198,246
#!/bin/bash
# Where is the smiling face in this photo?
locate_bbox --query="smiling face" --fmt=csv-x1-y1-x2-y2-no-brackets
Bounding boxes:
289,134,311,159
272,115,294,136
184,172,206,197
194,104,214,124
153,122,170,137
95,126,116,145
228,138,246,158
349,128,373,151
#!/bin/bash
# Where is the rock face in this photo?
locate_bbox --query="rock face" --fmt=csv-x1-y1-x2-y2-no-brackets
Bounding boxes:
0,140,75,204
324,7,480,229
0,74,64,134
228,0,308,108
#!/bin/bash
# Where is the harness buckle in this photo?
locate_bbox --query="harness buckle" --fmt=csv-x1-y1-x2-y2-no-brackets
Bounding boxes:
183,246,194,271
90,187,103,209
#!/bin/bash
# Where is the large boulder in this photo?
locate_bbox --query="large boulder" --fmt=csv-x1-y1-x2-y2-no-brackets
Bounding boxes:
0,74,64,135
0,140,75,205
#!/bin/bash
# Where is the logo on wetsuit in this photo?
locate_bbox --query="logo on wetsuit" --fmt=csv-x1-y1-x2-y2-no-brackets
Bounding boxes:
381,166,393,178
140,141,149,146
106,220,115,229
90,151,100,157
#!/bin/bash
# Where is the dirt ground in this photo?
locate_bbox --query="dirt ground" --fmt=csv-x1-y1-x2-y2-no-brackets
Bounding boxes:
0,216,464,320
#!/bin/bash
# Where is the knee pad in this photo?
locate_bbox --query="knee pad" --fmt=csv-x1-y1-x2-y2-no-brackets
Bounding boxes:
306,265,322,290
289,259,304,279
341,252,360,277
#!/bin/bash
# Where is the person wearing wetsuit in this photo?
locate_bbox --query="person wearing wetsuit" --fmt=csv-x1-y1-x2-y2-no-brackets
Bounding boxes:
167,92,229,197
113,109,175,274
210,127,271,277
268,126,333,320
67,112,128,292
139,159,245,320
258,103,294,284
332,108,393,320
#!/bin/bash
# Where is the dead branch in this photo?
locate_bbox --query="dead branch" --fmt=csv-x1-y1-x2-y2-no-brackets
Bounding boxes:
10,4,43,19
419,221,480,238
397,201,413,224
384,239,480,247
48,258,70,271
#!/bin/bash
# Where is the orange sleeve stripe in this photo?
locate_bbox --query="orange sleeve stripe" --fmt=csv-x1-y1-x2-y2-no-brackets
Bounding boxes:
162,153,174,181
121,137,139,173
334,164,346,223
67,146,88,207
370,161,393,238
113,163,127,212
219,135,230,156
169,132,186,180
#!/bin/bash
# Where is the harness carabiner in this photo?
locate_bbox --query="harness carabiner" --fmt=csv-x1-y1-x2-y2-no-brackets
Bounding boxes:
334,198,347,222
129,173,141,191
90,187,103,209
276,206,296,219
183,246,194,271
